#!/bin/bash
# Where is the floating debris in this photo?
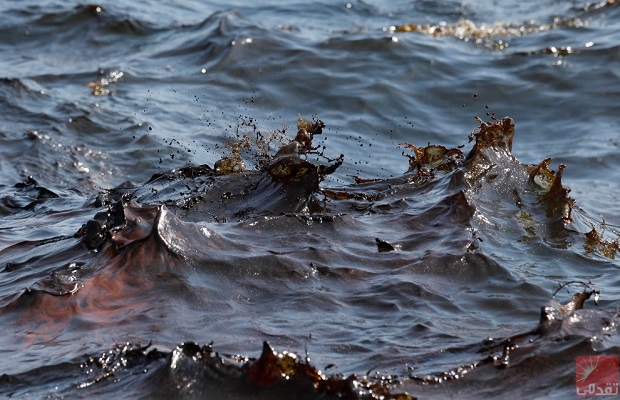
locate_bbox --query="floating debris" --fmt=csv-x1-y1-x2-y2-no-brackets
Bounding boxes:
400,143,464,173
77,341,416,399
585,226,620,259
375,237,396,253
3,116,619,399
410,282,608,384
388,11,598,49
88,70,124,96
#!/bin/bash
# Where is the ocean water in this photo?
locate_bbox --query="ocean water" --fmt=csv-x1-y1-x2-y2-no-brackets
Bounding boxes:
0,1,619,399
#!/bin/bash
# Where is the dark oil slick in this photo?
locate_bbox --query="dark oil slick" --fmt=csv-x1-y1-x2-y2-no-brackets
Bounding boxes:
0,1,619,399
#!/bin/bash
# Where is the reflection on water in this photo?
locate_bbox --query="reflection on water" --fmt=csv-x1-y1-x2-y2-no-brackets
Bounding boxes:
0,1,619,399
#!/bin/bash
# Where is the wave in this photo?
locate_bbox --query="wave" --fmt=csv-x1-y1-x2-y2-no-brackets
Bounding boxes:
0,116,617,398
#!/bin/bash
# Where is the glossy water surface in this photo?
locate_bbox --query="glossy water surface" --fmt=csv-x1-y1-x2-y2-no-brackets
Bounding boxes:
1,1,619,399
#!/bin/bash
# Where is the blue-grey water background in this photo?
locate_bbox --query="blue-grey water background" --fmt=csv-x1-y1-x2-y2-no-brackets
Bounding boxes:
1,0,619,398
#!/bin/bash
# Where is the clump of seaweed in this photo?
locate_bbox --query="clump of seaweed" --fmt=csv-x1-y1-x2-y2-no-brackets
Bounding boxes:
78,342,161,388
243,342,414,399
389,14,589,50
388,0,618,50
410,282,604,384
78,341,415,399
212,116,342,179
400,143,464,174
585,224,620,259
526,157,574,222
466,116,515,159
266,117,342,184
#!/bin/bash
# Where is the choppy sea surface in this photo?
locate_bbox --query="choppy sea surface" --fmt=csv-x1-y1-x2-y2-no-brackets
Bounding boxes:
1,1,619,399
